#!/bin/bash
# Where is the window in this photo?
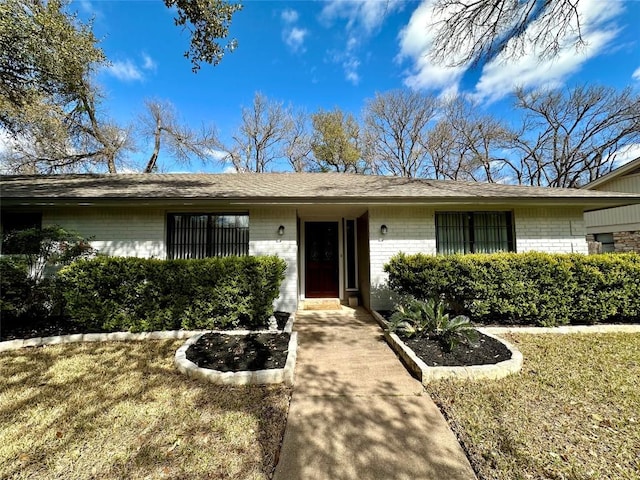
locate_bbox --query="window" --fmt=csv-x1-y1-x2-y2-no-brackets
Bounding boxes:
436,212,514,255
344,219,357,290
594,233,615,253
167,213,249,259
0,211,42,254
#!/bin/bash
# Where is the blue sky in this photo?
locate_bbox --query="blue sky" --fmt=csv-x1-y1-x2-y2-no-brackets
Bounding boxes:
77,0,640,172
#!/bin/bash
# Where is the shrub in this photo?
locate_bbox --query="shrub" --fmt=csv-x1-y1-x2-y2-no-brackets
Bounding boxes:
384,252,640,326
389,297,477,352
58,256,287,332
0,226,94,331
0,257,35,324
1,226,94,283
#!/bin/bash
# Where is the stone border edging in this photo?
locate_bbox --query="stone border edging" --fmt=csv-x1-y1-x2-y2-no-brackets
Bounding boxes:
174,331,298,386
0,329,209,352
482,324,640,334
0,312,296,353
371,310,523,383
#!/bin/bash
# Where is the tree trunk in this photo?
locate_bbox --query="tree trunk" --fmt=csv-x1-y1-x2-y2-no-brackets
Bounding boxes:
144,120,163,173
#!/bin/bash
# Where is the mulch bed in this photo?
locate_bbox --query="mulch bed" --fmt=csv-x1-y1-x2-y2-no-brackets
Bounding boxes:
0,318,85,341
398,331,512,367
378,310,513,367
1,312,292,342
186,332,291,372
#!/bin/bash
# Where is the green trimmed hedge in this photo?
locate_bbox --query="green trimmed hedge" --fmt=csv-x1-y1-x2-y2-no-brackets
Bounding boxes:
384,252,640,326
59,256,287,332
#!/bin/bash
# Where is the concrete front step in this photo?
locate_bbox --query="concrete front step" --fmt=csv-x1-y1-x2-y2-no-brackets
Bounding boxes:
301,298,342,310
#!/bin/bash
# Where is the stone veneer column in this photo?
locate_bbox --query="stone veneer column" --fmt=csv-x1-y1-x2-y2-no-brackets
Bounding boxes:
613,231,640,253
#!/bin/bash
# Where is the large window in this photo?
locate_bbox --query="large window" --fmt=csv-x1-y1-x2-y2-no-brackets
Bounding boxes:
167,213,249,259
436,212,514,255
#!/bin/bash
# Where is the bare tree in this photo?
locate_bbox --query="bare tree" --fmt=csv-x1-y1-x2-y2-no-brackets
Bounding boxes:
508,85,640,187
218,92,292,172
423,97,510,182
140,99,217,173
310,108,365,173
1,81,133,173
362,89,438,177
282,109,313,172
424,120,466,180
430,0,584,66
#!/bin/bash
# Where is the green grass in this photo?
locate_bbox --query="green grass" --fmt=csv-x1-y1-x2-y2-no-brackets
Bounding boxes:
0,340,290,480
427,333,640,480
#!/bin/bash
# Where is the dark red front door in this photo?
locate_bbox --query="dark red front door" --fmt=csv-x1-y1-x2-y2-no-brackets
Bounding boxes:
305,221,339,298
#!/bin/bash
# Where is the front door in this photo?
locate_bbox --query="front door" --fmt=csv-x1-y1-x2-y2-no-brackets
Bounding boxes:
305,221,339,298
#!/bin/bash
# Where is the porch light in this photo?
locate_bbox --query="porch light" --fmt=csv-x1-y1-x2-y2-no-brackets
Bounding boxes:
380,224,388,235
278,225,285,236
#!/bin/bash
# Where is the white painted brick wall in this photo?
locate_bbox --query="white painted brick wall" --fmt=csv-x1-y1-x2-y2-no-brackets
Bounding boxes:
249,207,298,313
514,206,587,254
45,205,299,313
368,206,436,311
368,205,588,311
45,207,166,258
42,203,588,314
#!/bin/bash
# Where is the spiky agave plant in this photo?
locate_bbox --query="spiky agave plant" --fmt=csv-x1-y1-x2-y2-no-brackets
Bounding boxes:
389,296,477,352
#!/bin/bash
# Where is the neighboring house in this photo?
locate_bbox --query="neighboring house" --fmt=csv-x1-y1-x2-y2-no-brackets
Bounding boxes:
583,156,640,253
2,173,639,312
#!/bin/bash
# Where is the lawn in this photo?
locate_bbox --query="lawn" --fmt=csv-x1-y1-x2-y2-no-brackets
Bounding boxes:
0,340,290,480
426,332,640,480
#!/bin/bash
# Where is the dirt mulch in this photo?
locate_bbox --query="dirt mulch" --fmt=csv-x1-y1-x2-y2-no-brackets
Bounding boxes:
186,332,291,372
1,312,292,342
399,331,512,367
0,318,85,341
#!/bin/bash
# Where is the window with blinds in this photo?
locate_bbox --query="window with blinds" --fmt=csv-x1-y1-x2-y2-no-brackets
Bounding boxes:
167,213,249,259
436,212,514,255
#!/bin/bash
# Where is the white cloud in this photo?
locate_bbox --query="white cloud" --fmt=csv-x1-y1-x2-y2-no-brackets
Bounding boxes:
0,128,11,155
326,36,362,85
281,8,299,24
142,53,157,71
320,0,404,85
207,149,229,161
397,0,625,103
320,0,403,35
611,143,640,165
105,54,158,82
79,0,96,15
343,58,361,85
280,8,308,53
473,0,624,103
397,0,468,92
106,60,143,82
284,27,308,53
633,66,640,81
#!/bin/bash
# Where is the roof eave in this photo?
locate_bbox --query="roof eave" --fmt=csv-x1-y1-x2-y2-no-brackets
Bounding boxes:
583,156,640,190
2,195,638,210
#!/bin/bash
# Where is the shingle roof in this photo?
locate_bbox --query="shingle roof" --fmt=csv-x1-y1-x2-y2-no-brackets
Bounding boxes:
2,173,639,206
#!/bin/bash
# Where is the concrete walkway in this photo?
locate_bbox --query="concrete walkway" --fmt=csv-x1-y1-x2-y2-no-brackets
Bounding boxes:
273,307,477,480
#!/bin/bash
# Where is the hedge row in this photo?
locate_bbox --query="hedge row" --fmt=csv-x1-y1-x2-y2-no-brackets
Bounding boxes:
384,252,640,326
0,257,48,323
58,256,287,332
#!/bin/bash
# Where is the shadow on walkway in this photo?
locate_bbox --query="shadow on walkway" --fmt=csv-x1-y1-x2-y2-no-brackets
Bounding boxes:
273,307,477,480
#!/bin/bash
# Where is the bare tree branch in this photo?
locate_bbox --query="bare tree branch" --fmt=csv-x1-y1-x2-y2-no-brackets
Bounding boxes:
362,89,438,178
508,85,640,187
140,99,217,173
429,0,585,66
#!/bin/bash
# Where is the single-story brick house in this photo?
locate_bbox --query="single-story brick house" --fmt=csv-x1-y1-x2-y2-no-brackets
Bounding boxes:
2,173,639,312
583,156,640,253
